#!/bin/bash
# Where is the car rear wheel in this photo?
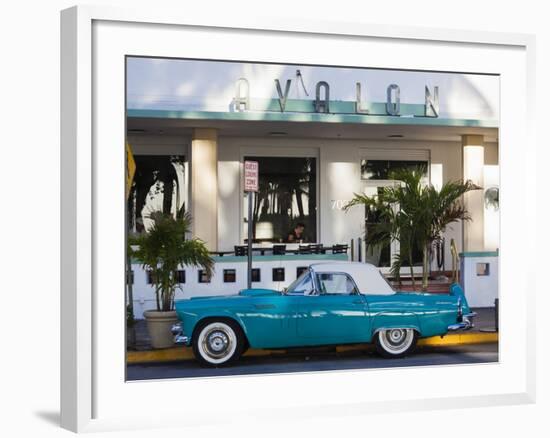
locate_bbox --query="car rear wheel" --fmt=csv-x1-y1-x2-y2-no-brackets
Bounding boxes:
375,328,417,358
192,320,245,367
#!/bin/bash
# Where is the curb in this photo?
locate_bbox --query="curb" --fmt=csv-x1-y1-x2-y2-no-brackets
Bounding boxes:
126,332,498,364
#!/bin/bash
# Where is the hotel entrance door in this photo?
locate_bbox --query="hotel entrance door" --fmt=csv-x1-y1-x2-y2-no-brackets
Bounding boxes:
362,182,423,277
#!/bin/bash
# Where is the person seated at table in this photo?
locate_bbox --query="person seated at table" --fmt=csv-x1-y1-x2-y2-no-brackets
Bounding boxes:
286,222,307,243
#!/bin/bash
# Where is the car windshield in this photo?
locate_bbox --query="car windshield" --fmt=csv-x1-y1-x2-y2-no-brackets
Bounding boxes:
286,271,315,295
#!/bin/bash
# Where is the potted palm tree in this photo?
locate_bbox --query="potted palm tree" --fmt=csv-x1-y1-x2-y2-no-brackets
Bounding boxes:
346,168,479,291
132,211,214,349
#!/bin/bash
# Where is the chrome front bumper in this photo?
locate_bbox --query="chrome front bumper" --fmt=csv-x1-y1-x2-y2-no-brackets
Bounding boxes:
447,312,476,331
171,323,189,344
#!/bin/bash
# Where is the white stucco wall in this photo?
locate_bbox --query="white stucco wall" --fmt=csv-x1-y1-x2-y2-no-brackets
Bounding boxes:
461,255,499,307
216,136,493,270
128,133,498,272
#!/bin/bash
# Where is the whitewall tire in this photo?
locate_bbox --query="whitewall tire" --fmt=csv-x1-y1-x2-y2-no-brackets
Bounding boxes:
192,320,245,367
374,328,417,358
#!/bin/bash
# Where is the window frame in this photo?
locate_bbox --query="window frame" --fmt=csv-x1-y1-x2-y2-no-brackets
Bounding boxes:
360,149,431,276
314,271,360,296
286,270,315,295
239,147,320,244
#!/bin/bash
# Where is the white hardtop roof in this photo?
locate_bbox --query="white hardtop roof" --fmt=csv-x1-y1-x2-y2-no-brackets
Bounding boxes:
310,262,394,295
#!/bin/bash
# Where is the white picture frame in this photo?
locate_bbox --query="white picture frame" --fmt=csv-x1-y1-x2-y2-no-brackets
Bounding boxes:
60,5,536,433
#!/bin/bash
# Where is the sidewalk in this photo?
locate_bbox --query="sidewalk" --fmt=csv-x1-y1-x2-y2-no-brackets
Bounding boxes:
127,307,498,364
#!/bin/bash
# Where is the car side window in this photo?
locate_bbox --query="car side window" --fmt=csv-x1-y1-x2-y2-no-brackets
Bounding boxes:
286,273,315,295
316,272,359,295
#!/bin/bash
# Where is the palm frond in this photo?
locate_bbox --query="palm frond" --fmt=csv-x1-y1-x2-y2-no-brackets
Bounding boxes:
345,168,481,288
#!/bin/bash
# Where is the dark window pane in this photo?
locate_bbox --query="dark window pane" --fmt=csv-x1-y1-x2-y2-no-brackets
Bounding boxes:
361,160,427,180
251,268,261,282
476,263,490,276
198,270,211,283
272,268,285,282
176,270,186,284
243,156,316,243
223,269,236,283
127,154,186,233
146,270,153,284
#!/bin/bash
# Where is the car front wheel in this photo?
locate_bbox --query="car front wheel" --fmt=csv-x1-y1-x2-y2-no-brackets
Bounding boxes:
374,328,417,358
192,320,245,367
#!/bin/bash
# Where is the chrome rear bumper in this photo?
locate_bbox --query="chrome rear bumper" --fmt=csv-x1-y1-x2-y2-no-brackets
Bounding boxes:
447,312,476,331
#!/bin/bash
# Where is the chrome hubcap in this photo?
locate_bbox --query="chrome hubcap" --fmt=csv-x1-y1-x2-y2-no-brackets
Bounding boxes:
207,331,229,353
197,322,237,364
388,329,406,344
379,328,414,354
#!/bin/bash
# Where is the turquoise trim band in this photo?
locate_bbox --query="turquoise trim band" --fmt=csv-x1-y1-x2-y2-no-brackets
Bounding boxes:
127,108,498,128
459,251,499,258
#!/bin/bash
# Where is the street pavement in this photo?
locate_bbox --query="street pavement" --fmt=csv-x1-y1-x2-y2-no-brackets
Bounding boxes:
126,342,498,381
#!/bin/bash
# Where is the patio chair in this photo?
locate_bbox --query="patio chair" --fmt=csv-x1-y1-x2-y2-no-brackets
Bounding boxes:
331,244,348,254
234,245,248,256
309,243,324,254
272,244,286,255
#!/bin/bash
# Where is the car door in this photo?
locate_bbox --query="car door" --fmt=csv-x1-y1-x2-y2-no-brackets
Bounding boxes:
296,272,371,344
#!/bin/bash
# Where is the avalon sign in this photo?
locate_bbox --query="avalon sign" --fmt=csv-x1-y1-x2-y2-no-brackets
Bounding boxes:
234,78,440,118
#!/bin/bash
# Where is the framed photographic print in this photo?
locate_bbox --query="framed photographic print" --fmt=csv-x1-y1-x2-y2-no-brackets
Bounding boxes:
61,5,536,432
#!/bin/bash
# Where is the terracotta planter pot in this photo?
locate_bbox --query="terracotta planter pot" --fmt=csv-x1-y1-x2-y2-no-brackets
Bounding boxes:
143,310,179,349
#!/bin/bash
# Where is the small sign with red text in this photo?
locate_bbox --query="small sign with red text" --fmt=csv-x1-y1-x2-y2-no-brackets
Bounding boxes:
244,160,259,192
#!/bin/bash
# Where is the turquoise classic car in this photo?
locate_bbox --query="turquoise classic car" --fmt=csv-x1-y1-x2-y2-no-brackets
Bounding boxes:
172,262,475,366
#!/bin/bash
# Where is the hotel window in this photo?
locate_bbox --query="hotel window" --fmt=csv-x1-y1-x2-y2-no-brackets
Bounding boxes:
176,270,186,284
272,268,285,282
243,156,317,243
361,159,428,182
146,270,154,284
223,269,237,283
198,270,211,283
251,268,261,282
476,263,490,276
127,154,187,233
